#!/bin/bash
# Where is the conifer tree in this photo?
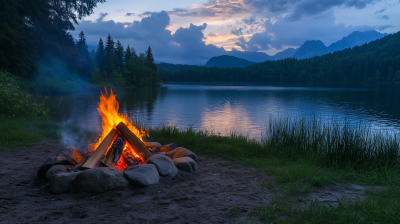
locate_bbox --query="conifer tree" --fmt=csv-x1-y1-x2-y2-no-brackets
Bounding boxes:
114,40,124,71
145,46,157,71
125,45,132,63
96,38,105,71
105,34,115,75
77,31,88,51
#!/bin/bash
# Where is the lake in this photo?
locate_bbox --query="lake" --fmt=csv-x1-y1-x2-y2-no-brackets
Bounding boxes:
47,82,400,145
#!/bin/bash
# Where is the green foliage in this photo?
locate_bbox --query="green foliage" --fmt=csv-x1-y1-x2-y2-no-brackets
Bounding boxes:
165,32,400,83
0,0,106,78
0,70,48,117
0,115,59,151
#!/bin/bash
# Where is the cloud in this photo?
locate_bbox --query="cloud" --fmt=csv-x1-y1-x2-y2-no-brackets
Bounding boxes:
236,11,379,51
242,16,258,25
378,15,390,20
208,32,217,37
374,7,386,14
125,12,135,16
96,12,108,22
73,11,226,65
244,0,381,20
231,27,243,36
116,9,124,12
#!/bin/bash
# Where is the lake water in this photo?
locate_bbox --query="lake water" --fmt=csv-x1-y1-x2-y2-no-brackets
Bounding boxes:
47,82,400,143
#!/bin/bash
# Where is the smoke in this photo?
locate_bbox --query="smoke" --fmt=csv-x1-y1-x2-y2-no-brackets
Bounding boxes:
59,119,100,152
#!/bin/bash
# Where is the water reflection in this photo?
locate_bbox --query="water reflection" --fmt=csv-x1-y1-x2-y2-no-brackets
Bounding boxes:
45,82,400,143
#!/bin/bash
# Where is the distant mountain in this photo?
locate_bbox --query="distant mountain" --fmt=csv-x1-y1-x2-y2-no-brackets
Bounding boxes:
272,48,299,60
292,40,329,60
226,48,299,63
204,55,256,68
157,63,204,70
293,30,387,59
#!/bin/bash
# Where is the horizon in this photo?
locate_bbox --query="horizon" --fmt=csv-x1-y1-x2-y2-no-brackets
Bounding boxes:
71,0,400,65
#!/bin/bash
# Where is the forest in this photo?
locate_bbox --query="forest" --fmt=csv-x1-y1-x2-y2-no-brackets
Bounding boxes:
0,0,161,94
164,32,400,83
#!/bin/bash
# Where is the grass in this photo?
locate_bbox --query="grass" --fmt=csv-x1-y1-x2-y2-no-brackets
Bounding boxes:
144,116,400,223
0,115,60,151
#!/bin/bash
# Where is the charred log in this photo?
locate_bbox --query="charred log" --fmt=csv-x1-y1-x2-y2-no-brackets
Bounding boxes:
100,136,125,168
81,129,119,169
116,122,153,160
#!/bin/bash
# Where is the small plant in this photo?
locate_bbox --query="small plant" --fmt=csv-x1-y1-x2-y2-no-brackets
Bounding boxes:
0,70,48,117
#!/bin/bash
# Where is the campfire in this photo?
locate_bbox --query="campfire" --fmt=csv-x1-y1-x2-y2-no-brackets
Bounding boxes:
82,89,153,171
37,87,199,194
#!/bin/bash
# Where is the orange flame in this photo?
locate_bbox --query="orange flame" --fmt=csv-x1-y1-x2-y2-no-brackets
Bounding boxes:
94,87,145,149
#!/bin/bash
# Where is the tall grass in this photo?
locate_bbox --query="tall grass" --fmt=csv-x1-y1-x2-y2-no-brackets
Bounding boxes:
147,116,400,175
264,116,400,171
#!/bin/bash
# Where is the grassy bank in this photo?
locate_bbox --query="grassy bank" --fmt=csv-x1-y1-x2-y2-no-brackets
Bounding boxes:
0,116,60,151
145,117,400,223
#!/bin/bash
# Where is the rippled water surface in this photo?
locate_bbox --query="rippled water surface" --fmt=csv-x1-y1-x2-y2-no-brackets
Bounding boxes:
47,82,400,140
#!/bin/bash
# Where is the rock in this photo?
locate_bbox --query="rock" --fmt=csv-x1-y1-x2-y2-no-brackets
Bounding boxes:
45,165,73,180
50,172,80,193
57,146,84,165
37,156,73,178
173,157,198,172
166,147,198,162
160,143,177,152
73,167,129,193
147,154,178,179
83,143,96,159
144,142,161,149
123,164,159,186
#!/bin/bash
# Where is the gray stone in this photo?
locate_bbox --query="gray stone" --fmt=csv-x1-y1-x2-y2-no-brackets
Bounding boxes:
37,156,73,178
50,172,80,193
57,146,84,165
173,157,198,172
160,143,177,152
73,167,129,193
166,147,198,162
123,164,159,186
45,165,73,180
147,154,178,179
144,142,161,149
83,143,96,159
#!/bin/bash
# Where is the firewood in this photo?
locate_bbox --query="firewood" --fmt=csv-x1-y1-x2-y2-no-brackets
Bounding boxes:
100,136,125,168
81,129,118,169
116,122,153,160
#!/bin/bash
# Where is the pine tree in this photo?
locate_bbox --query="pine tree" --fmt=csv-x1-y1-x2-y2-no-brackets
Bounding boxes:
75,31,91,79
77,31,88,51
114,40,124,71
125,45,132,63
144,46,157,71
105,34,115,75
96,38,105,71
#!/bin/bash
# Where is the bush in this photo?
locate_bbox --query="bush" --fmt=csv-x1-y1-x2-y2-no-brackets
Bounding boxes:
0,70,48,117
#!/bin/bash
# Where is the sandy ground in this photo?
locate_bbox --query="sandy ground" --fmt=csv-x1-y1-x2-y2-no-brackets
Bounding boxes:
0,140,371,224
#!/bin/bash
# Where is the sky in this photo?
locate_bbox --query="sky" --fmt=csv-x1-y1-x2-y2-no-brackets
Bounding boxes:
71,0,400,65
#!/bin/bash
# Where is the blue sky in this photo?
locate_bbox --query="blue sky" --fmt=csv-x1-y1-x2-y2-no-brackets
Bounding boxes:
72,0,400,65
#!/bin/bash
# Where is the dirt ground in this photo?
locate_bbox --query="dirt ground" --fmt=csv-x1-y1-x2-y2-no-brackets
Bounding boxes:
0,140,371,224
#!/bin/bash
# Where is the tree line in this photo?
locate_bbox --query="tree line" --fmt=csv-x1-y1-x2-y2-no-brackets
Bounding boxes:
0,0,162,93
164,32,400,83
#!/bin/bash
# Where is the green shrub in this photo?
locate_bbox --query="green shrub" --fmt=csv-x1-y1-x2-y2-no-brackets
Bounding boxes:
0,70,48,117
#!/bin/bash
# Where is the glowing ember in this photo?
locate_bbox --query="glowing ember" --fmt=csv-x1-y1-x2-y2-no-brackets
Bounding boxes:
94,87,146,149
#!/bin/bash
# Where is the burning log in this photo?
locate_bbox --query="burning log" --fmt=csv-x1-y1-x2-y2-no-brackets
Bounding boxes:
116,122,153,160
81,129,118,169
100,136,125,168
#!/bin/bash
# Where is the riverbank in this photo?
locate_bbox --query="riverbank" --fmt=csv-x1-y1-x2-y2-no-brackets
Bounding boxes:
1,116,400,223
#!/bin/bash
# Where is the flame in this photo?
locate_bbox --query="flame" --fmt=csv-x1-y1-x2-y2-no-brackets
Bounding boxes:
115,143,146,170
94,87,145,149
